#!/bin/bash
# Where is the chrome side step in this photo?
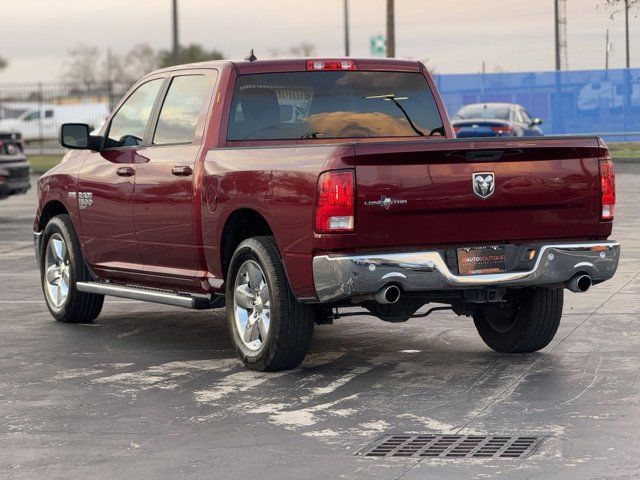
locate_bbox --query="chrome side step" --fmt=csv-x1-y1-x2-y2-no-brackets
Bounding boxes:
76,282,215,310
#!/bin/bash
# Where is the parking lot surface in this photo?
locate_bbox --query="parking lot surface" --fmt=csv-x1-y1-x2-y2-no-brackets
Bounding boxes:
1,164,640,479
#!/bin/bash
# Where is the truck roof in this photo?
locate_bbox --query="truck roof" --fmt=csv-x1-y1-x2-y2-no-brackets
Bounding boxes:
149,57,423,76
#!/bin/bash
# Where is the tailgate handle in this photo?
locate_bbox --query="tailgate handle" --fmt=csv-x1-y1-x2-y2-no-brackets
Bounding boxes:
465,150,504,162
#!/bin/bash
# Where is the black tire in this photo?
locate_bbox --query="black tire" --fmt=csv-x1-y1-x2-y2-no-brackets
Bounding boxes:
40,215,104,323
226,236,314,371
472,287,563,353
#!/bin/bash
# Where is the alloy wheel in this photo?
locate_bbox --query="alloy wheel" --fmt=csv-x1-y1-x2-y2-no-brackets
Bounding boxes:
233,260,271,352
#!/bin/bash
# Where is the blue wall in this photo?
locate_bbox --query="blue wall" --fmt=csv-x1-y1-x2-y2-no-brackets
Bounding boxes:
434,68,640,142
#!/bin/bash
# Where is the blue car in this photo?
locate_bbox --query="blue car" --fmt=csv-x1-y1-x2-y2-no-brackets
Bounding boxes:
452,102,543,138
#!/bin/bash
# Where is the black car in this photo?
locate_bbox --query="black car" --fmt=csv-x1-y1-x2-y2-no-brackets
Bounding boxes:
452,102,543,138
0,132,30,199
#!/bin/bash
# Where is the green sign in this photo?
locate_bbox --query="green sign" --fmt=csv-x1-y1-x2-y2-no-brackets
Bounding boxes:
370,34,386,56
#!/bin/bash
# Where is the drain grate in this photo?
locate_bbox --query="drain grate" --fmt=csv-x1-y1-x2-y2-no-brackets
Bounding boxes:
359,434,543,459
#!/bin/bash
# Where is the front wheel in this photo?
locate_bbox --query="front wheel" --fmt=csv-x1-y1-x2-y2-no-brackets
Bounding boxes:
473,287,563,353
226,236,314,371
40,215,104,323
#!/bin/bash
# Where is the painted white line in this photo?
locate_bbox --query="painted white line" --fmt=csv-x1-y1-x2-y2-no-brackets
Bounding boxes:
0,273,39,276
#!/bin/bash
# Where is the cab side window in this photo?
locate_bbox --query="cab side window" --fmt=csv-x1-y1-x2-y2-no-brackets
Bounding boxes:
105,78,163,148
23,111,40,121
153,75,210,145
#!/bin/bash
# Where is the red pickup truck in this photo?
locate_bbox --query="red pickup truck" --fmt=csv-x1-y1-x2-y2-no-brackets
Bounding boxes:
34,58,620,371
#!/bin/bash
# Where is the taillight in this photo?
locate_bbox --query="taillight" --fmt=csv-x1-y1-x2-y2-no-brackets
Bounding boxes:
315,170,355,233
453,127,461,134
491,125,512,135
306,59,356,71
599,158,615,220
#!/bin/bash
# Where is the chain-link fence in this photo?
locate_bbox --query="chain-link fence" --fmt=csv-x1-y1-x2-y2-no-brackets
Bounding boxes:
0,81,131,154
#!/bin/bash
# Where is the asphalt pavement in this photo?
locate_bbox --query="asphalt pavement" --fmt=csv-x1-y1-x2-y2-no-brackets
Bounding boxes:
1,165,639,479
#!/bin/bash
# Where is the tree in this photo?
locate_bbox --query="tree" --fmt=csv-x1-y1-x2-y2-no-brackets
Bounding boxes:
601,0,640,17
602,0,640,8
108,43,159,84
62,45,101,88
270,43,317,58
158,43,224,68
0,56,7,72
288,42,316,57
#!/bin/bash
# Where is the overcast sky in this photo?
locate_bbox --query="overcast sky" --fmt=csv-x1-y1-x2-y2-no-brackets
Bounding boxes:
1,0,638,82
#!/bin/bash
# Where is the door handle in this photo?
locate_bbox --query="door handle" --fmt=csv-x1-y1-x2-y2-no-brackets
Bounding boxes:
116,166,135,177
172,165,193,176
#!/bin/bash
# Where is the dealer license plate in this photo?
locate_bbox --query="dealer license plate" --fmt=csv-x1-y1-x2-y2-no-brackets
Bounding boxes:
457,246,506,275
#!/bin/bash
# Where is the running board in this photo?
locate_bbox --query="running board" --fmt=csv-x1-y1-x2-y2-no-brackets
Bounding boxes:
76,282,216,310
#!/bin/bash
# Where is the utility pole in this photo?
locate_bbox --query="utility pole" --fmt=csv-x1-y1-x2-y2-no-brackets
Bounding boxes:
172,0,180,65
554,0,568,70
554,0,560,70
386,0,395,58
625,0,630,68
344,0,350,57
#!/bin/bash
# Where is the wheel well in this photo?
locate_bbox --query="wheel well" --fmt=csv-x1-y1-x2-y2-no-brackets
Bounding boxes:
221,209,274,276
39,201,69,231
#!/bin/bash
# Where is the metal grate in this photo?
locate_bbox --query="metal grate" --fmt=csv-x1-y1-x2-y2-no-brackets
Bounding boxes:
359,434,543,459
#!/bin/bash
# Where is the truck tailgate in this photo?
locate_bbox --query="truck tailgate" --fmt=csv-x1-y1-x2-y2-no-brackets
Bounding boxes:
354,138,602,249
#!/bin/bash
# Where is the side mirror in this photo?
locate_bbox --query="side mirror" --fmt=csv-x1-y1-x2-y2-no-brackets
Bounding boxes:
60,123,101,150
531,118,543,126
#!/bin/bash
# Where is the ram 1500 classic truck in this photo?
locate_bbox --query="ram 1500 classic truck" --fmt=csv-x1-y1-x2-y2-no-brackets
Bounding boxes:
34,58,620,371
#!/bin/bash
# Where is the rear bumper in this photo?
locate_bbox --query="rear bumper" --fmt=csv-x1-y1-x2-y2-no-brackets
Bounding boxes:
312,241,620,303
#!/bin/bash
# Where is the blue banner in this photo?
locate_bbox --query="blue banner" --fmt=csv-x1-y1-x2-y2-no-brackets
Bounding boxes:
434,68,640,142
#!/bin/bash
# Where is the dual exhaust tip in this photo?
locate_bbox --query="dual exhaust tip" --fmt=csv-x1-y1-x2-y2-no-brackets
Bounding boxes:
566,274,592,293
374,285,401,304
373,275,591,304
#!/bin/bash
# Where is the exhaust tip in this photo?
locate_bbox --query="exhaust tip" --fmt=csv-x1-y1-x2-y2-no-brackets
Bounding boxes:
567,274,592,293
375,285,401,304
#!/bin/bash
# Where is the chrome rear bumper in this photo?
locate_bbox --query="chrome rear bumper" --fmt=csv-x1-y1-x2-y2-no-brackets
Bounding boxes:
312,241,620,303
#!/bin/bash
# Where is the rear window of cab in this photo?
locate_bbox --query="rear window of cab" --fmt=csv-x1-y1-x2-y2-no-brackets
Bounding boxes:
227,71,445,140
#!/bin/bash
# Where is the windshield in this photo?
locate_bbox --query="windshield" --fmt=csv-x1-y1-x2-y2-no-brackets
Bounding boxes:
454,104,511,120
227,71,444,140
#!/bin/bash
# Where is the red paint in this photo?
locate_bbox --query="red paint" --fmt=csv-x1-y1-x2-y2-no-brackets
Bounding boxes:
35,59,614,301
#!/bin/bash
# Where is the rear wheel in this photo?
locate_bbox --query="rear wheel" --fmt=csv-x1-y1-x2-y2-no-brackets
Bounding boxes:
40,215,104,323
472,287,563,353
226,236,314,371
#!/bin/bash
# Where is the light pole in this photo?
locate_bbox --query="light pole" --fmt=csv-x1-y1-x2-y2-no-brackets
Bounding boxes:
386,0,395,58
344,0,350,57
625,0,630,68
172,0,180,65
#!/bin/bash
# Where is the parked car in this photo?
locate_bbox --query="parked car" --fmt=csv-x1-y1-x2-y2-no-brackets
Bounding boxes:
0,103,109,142
0,131,30,199
34,58,619,371
452,102,543,137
